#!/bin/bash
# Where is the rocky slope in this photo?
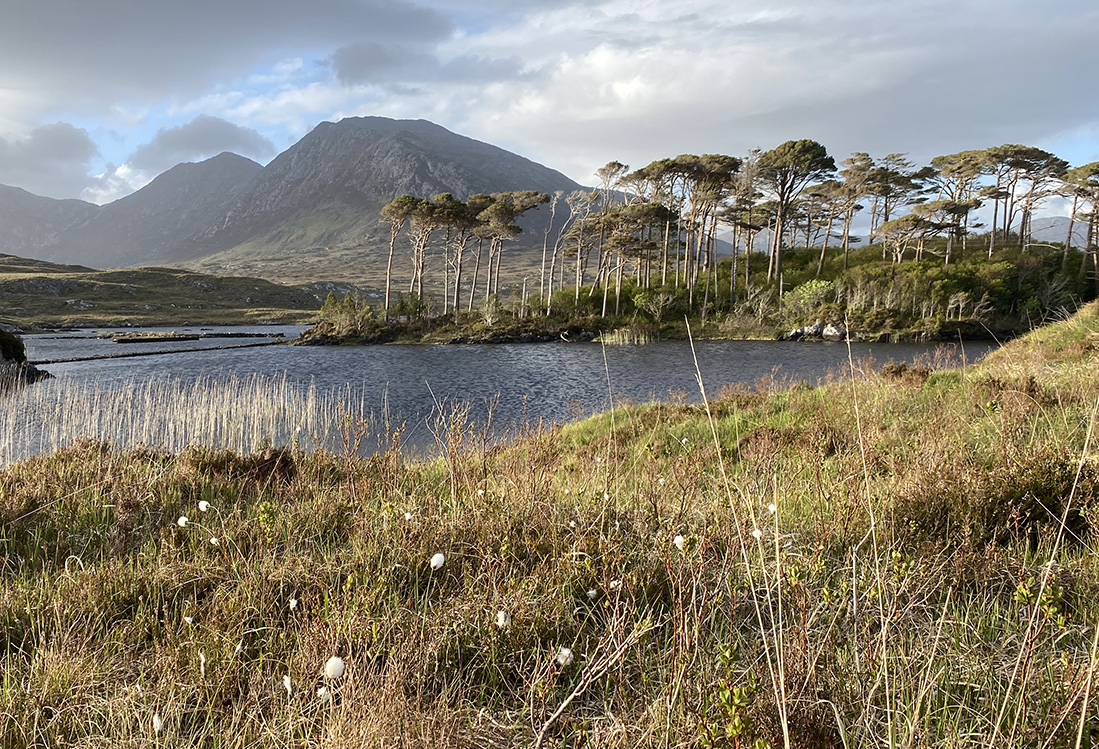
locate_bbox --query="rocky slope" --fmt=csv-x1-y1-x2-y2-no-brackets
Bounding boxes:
0,117,582,286
51,152,263,268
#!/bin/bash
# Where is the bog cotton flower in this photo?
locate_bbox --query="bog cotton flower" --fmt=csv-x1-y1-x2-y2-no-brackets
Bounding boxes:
751,528,763,540
495,610,511,629
316,685,331,701
767,503,777,515
289,596,298,611
209,537,219,546
556,647,574,667
404,511,413,521
152,712,163,733
430,553,446,570
283,674,293,696
586,589,598,600
176,516,189,527
198,500,210,513
673,534,686,551
324,656,345,680
183,615,193,626
199,652,206,679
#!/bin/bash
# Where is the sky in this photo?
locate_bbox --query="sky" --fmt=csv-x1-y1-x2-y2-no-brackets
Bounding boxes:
0,0,1097,205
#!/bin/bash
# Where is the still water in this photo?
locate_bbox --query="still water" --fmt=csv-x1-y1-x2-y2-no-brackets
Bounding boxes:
17,327,995,457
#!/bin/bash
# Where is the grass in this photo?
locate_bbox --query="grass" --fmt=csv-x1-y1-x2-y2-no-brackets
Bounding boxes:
0,254,321,329
3,303,1099,746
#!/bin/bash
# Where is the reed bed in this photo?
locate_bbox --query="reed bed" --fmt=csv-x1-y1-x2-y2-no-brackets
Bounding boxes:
0,373,371,465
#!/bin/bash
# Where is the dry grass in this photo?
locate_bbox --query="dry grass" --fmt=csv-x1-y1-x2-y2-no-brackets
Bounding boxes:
3,303,1099,747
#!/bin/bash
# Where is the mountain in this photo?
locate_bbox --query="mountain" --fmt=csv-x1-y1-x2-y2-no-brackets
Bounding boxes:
170,117,582,283
46,152,263,269
0,117,583,287
0,185,98,259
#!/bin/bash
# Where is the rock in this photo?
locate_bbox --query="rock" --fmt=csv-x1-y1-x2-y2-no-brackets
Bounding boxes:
804,322,825,338
0,361,52,391
822,323,847,342
0,328,26,362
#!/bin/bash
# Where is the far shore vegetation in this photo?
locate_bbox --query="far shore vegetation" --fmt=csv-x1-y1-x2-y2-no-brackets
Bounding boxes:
4,302,1099,745
304,143,1099,346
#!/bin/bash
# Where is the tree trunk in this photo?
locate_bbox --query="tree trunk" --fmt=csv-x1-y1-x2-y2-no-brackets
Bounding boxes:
467,238,484,312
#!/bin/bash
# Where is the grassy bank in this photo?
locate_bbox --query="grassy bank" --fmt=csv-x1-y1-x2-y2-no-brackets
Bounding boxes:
0,254,320,329
3,304,1099,746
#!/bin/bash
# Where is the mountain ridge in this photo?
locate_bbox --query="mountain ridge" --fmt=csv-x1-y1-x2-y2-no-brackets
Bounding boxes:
0,117,584,287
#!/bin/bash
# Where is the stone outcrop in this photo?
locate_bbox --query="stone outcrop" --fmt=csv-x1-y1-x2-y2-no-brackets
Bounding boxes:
786,321,848,342
0,329,51,391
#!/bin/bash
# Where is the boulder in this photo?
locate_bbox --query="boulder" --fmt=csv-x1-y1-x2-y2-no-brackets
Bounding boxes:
0,361,52,391
822,323,847,342
0,329,52,391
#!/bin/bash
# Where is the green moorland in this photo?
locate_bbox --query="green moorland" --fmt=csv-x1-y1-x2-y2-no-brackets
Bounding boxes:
0,254,321,330
4,304,1099,747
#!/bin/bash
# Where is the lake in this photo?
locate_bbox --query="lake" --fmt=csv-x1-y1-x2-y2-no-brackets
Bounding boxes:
8,327,995,462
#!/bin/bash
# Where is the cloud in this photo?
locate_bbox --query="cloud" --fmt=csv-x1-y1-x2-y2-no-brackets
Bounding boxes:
445,0,1099,184
0,0,453,125
0,123,99,199
127,115,276,174
330,42,527,87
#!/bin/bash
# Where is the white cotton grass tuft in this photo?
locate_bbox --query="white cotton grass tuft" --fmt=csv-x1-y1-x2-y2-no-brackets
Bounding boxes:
183,615,193,626
429,552,446,571
316,685,331,701
209,537,219,546
609,580,622,591
556,647,574,667
324,655,345,680
658,477,666,486
673,534,686,551
152,712,164,733
767,502,777,515
495,610,511,629
681,436,689,445
751,528,763,540
176,516,189,527
198,500,211,513
404,511,413,521
283,674,293,696
289,596,298,611
586,588,598,600
199,652,206,679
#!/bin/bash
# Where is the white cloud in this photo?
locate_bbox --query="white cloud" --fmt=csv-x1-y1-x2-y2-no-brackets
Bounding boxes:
0,123,99,199
0,0,1096,201
127,115,275,173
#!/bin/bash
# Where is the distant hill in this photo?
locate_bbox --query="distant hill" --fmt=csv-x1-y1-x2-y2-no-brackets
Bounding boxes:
0,254,319,329
172,117,582,284
50,152,263,269
0,185,98,259
0,117,583,289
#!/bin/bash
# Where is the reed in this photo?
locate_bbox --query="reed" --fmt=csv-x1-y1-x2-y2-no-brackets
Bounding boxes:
0,372,371,465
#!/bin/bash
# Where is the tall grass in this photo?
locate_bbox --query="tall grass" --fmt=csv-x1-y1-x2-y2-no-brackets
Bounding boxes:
0,373,372,465
2,305,1099,746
